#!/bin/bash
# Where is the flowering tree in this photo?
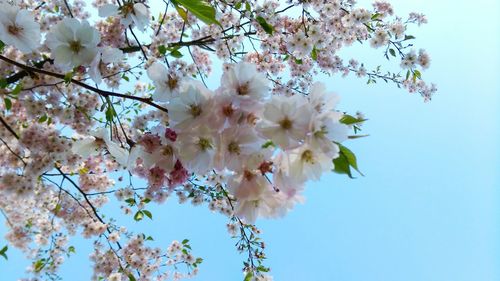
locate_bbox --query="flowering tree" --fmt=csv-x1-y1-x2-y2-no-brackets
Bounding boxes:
0,0,436,280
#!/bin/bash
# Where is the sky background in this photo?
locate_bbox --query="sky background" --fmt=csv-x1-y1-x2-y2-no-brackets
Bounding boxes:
1,0,499,280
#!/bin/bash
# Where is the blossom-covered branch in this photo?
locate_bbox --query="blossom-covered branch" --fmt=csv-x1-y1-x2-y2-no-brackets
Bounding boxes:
0,0,435,280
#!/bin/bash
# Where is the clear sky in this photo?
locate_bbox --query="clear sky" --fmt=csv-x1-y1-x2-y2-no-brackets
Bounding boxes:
1,0,499,280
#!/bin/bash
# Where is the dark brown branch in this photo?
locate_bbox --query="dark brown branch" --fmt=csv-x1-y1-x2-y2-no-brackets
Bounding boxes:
0,55,168,113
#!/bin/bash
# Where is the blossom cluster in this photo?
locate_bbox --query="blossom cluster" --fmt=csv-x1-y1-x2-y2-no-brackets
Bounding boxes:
115,61,349,224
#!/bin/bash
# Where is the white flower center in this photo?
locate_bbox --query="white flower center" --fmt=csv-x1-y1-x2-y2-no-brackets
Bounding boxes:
301,149,315,164
189,104,202,117
197,138,212,151
8,24,23,36
237,83,249,96
279,117,293,130
227,141,240,154
69,40,83,53
165,76,178,90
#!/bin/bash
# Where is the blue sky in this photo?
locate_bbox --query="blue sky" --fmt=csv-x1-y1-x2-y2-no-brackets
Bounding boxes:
1,0,499,280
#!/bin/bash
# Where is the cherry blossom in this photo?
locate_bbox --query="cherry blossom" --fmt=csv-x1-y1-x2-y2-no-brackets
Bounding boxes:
99,2,150,31
0,0,437,279
147,62,184,102
257,95,313,150
45,18,100,70
0,2,40,53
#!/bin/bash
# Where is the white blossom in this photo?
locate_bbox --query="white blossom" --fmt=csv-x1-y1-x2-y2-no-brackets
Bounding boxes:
177,126,217,175
220,62,269,109
147,62,184,102
45,18,100,70
89,46,124,85
257,95,313,149
99,2,150,31
0,3,40,53
167,82,213,130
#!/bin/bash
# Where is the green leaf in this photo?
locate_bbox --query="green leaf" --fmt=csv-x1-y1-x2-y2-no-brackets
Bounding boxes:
11,82,22,96
182,239,189,244
173,0,221,26
261,140,275,148
142,210,153,220
128,274,137,281
311,47,318,61
257,265,270,272
0,245,7,260
389,48,396,57
333,144,363,178
0,40,5,52
34,259,46,272
54,204,61,214
105,105,115,122
404,35,416,40
413,69,422,82
4,98,12,111
38,114,48,123
0,79,7,88
244,271,253,281
371,13,382,20
255,16,274,35
158,45,167,55
333,152,352,178
338,144,363,175
170,49,183,58
405,70,411,80
134,211,144,221
340,114,365,125
64,72,73,84
173,4,188,22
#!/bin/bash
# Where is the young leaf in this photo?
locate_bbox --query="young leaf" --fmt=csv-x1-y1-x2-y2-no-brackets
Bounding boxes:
170,49,183,58
244,271,254,281
0,245,7,260
261,140,275,148
0,79,7,88
158,45,167,55
333,144,363,178
311,47,318,61
11,82,22,96
333,153,353,178
142,210,153,220
255,16,274,35
34,259,46,272
134,211,144,221
340,114,365,125
38,114,48,123
173,0,221,26
389,48,396,57
4,98,12,111
64,72,73,84
338,144,363,176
